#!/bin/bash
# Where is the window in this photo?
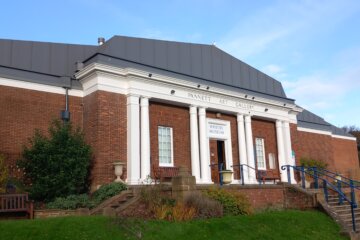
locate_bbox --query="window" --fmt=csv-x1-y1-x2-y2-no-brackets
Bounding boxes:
255,138,266,170
158,126,173,166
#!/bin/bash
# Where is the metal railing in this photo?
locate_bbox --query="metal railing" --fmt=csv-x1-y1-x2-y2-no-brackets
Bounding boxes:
281,165,358,232
231,164,266,185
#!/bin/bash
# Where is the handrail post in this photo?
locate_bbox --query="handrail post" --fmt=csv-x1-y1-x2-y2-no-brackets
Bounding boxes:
337,180,343,205
351,204,356,232
350,180,357,232
286,165,291,184
350,180,357,208
313,167,319,189
240,165,244,186
301,166,305,189
323,180,328,203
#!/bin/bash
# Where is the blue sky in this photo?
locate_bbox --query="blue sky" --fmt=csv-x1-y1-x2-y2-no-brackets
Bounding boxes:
1,0,360,127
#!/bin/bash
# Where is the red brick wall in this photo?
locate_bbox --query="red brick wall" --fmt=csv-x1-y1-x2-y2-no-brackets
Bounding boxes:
0,85,83,176
332,138,359,176
291,125,358,176
292,128,335,169
83,91,127,190
149,102,191,172
251,119,279,172
206,113,240,179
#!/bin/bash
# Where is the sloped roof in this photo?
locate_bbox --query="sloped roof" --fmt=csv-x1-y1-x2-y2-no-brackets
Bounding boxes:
0,39,97,89
0,36,352,137
92,35,287,99
297,109,353,137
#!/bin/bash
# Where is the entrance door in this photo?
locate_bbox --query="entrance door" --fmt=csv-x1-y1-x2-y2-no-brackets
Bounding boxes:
210,140,226,183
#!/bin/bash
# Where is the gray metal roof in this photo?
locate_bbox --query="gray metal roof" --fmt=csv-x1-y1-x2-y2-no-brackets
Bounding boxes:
297,109,353,137
0,36,352,137
92,35,288,100
0,39,97,89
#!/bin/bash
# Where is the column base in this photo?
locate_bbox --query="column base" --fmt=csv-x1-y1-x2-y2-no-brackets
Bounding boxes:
126,179,141,185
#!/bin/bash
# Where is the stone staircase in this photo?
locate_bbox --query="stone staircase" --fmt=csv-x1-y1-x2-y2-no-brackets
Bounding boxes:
323,194,360,232
90,189,139,216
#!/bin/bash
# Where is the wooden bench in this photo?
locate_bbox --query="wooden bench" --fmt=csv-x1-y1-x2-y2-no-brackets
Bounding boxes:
257,170,280,184
0,193,34,219
152,166,179,182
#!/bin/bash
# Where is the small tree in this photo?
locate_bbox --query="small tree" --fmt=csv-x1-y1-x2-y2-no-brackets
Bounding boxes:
0,153,8,193
18,120,92,202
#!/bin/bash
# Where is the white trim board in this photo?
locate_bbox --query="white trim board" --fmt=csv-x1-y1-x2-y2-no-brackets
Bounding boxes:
0,77,83,97
297,127,356,141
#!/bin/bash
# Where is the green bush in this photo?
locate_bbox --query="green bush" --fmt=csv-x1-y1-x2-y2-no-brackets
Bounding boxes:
46,182,127,210
46,194,90,210
300,157,328,178
91,182,127,206
300,157,328,170
17,120,92,202
204,188,253,216
0,153,8,193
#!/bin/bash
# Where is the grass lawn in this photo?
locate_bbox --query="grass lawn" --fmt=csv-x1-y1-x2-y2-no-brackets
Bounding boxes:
0,210,347,240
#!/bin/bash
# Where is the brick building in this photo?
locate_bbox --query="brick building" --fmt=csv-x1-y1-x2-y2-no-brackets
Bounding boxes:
0,36,358,189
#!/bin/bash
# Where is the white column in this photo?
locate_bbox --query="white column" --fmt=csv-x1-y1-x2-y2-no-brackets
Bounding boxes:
276,120,288,182
127,95,140,185
244,115,257,183
189,106,201,182
283,121,296,184
140,97,150,182
199,107,212,184
237,114,249,184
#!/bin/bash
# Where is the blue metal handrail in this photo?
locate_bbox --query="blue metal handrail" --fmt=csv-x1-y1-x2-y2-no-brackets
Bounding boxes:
315,167,360,189
281,165,358,232
231,164,266,185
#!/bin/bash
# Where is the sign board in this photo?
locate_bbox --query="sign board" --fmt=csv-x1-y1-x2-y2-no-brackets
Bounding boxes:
208,123,226,138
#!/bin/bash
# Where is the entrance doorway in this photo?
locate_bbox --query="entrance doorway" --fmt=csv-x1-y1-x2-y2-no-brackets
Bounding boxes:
209,140,226,183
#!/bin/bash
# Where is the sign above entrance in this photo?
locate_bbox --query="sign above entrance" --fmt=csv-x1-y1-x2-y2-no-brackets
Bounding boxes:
208,123,226,138
187,92,254,111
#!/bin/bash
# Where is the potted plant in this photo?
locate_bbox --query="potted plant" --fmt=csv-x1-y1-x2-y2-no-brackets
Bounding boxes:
219,169,233,184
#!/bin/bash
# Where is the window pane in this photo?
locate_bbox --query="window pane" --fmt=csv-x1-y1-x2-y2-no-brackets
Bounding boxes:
158,126,173,165
255,138,265,169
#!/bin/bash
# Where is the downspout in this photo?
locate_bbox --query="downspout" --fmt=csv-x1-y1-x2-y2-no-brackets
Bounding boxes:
60,76,71,122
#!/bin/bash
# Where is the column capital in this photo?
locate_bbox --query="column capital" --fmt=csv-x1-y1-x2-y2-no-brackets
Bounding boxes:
198,107,206,116
127,95,140,105
189,105,197,114
237,113,244,122
244,115,251,123
276,120,283,128
140,97,149,107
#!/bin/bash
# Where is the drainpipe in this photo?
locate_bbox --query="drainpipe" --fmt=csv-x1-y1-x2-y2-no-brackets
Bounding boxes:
60,77,71,122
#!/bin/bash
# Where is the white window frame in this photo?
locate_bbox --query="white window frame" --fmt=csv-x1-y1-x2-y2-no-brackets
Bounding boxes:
158,126,174,167
255,138,267,170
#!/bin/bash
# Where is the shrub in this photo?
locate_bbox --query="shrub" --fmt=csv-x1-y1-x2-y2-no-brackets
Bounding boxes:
91,182,127,206
154,205,173,220
172,203,196,221
0,154,8,193
300,157,328,170
140,185,175,211
17,120,92,201
184,191,223,218
204,188,253,216
46,194,90,210
300,157,328,179
46,182,127,209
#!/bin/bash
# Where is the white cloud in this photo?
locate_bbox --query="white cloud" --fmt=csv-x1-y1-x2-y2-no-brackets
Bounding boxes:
262,64,287,79
218,0,360,59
